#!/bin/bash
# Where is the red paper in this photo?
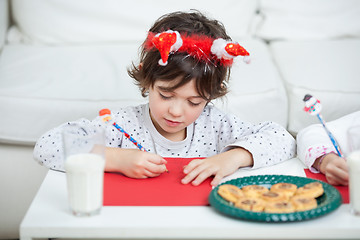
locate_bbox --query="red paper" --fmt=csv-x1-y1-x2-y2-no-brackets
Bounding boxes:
304,169,349,203
103,158,212,206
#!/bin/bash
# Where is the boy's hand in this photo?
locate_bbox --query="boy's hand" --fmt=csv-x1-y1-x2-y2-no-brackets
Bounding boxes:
318,153,349,186
105,148,167,178
181,148,253,187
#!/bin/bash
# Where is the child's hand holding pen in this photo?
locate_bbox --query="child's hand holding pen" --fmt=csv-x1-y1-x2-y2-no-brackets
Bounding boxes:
99,109,168,177
314,152,348,186
105,148,168,178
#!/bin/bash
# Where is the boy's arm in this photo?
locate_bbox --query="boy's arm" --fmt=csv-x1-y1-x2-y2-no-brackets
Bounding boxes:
33,125,67,171
33,118,109,171
210,147,253,186
221,120,296,169
181,147,253,186
105,147,167,178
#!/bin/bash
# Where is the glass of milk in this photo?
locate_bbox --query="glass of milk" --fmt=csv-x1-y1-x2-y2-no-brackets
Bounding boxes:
347,124,360,216
62,124,106,217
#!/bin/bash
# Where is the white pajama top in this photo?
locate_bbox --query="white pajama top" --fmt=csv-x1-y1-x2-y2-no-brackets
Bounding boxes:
34,104,296,171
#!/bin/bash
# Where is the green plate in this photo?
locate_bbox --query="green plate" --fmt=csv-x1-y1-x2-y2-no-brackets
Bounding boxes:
209,175,342,222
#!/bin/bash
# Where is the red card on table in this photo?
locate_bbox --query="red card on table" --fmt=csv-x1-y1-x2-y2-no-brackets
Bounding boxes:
103,158,213,206
304,169,349,203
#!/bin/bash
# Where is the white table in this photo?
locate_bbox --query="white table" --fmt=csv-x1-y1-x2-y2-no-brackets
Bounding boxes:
20,158,360,240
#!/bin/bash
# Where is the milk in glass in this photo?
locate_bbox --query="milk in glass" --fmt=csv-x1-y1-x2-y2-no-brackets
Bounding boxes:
62,124,105,216
348,124,360,216
348,150,360,216
65,153,105,216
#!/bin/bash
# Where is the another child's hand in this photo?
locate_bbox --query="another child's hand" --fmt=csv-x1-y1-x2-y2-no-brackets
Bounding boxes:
318,153,349,186
181,148,253,187
105,148,167,178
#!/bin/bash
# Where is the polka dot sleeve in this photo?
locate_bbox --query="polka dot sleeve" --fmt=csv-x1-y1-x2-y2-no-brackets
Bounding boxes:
33,124,65,171
217,113,296,169
33,117,115,171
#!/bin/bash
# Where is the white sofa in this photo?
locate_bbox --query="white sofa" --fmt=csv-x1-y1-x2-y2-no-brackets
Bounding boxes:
1,0,360,238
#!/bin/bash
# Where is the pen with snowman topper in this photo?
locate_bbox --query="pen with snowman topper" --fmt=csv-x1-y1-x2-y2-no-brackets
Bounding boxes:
99,108,169,172
303,94,343,158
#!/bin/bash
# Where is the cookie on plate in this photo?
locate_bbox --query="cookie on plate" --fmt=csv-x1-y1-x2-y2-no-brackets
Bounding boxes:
260,191,288,202
264,201,296,213
242,185,269,198
291,195,318,211
235,197,266,212
218,184,245,203
270,183,297,198
295,182,324,198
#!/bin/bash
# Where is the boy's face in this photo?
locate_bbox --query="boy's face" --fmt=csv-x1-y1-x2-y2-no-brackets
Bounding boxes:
148,77,207,141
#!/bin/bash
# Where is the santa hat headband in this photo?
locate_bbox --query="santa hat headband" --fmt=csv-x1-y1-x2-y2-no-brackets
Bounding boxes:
144,30,250,66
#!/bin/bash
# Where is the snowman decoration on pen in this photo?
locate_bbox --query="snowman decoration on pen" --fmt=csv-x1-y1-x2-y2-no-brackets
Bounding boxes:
303,94,343,157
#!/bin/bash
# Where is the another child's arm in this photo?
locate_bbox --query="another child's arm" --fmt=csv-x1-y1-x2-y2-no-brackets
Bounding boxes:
296,112,358,186
313,152,348,185
297,129,349,185
296,123,337,173
181,147,253,186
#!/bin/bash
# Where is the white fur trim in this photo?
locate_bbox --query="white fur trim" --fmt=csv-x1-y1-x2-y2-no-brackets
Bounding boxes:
211,38,233,60
211,38,226,59
171,30,183,52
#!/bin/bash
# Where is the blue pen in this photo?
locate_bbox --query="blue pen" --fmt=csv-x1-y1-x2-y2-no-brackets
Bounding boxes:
303,94,343,157
316,114,343,157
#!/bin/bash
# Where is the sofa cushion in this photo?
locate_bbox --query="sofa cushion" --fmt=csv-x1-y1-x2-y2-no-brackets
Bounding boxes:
0,42,146,144
254,0,360,41
270,39,360,135
9,0,257,44
0,39,288,144
0,0,9,50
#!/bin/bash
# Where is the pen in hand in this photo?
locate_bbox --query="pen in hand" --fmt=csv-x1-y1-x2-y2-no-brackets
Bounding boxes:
99,108,169,173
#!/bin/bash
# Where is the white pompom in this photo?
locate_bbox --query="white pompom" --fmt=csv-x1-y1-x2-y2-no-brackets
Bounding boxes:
211,38,227,59
243,55,251,64
158,59,168,66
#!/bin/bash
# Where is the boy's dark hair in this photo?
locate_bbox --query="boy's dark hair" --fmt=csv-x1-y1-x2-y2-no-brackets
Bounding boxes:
128,10,232,101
